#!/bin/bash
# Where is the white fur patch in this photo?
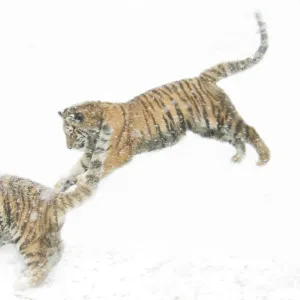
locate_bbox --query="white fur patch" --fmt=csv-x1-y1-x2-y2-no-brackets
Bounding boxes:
39,189,55,202
163,106,170,113
29,211,39,222
132,129,142,138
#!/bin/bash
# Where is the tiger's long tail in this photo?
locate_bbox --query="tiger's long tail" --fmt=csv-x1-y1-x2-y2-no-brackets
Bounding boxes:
200,12,268,82
55,124,112,215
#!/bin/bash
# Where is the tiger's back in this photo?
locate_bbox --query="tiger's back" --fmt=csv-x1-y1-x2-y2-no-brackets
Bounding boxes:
128,77,234,153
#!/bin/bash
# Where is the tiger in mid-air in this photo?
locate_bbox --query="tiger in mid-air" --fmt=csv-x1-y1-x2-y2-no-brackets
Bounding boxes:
0,125,112,290
56,12,270,192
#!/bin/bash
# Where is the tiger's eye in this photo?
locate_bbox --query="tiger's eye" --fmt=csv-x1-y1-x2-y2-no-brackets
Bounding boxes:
74,112,84,123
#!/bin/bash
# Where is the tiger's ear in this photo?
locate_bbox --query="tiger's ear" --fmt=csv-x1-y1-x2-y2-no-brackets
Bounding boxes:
73,112,84,123
58,111,63,117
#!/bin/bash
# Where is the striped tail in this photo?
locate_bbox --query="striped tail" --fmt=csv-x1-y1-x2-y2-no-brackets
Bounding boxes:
200,12,268,82
55,124,112,215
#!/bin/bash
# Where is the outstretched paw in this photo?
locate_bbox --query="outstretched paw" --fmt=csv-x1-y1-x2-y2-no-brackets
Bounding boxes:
231,153,244,163
256,159,268,166
256,153,270,166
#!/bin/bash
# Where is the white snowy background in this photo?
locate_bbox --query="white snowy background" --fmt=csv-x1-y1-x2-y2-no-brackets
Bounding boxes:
0,0,299,299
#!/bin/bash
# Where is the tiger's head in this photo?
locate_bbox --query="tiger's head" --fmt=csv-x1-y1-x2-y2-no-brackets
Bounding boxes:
58,106,102,151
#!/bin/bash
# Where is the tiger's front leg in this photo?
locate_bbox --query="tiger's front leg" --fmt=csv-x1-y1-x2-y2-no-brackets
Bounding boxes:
100,145,133,179
54,150,93,192
87,123,135,180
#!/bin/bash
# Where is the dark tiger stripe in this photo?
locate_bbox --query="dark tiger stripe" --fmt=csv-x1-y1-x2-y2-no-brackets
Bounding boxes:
182,80,202,120
219,64,226,73
171,82,193,114
61,195,75,211
85,174,100,186
196,78,216,116
16,183,27,228
145,92,174,139
151,89,177,129
200,72,216,82
20,186,37,238
223,107,230,126
5,180,18,228
14,235,22,244
94,147,106,154
149,91,165,110
90,160,102,169
189,80,210,129
150,92,177,137
245,125,250,140
13,183,21,226
163,84,173,94
115,105,127,148
139,97,167,147
234,120,243,138
159,87,186,132
227,113,233,130
153,97,163,110
151,91,178,136
138,98,156,133
85,152,93,159
80,160,88,171
20,220,33,246
163,115,177,141
141,94,156,112
211,68,222,77
177,81,196,120
215,106,222,129
4,193,12,228
186,120,193,130
141,108,153,138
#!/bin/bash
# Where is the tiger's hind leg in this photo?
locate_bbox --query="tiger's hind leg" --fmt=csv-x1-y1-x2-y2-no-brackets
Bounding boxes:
231,139,246,163
15,237,62,290
48,239,64,268
191,119,269,165
244,124,270,165
14,249,50,290
192,128,246,164
224,120,270,165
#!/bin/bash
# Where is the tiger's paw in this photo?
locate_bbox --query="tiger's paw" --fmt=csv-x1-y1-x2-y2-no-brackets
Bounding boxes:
256,159,269,166
231,154,244,163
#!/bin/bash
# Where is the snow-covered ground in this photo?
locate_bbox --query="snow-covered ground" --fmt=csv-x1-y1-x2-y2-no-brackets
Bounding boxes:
1,0,299,299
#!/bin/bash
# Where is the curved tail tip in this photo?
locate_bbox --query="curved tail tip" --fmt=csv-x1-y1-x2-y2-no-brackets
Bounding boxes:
254,11,266,29
254,11,263,22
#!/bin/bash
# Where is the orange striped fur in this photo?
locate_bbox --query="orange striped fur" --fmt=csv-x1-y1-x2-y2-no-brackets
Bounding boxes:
0,125,112,289
57,13,270,191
